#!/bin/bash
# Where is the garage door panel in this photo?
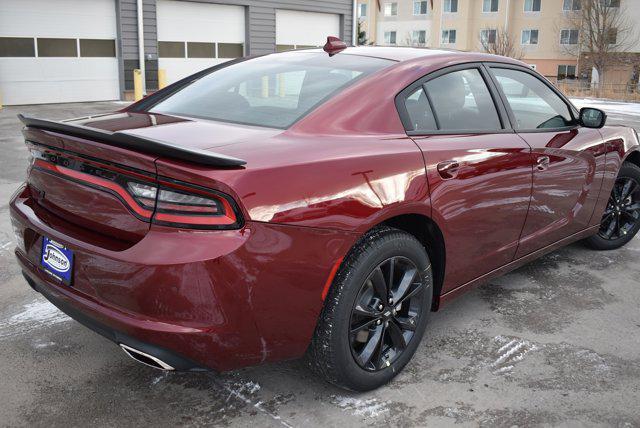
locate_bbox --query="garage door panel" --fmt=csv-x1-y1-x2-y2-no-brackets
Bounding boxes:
276,10,340,47
0,0,119,105
157,0,246,85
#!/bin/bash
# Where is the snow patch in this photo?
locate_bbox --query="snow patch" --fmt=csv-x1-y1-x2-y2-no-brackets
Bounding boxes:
0,299,72,339
332,395,390,418
491,336,538,375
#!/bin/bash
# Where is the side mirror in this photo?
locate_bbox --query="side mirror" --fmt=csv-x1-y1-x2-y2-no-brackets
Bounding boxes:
579,107,607,128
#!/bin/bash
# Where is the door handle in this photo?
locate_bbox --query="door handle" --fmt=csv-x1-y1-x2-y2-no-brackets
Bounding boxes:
437,160,460,179
536,156,550,171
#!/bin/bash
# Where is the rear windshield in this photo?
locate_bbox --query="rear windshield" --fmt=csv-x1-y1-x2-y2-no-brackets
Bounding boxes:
149,52,393,129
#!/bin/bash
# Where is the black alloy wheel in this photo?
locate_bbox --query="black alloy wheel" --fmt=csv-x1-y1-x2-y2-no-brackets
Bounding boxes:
598,175,640,240
349,256,426,371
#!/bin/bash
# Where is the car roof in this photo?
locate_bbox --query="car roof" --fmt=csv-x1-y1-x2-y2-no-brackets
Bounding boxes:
290,46,522,66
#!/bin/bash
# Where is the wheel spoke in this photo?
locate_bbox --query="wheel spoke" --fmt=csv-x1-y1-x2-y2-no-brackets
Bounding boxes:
353,304,377,319
370,267,388,301
392,267,418,303
398,282,425,306
372,324,388,369
351,317,378,333
387,320,407,350
602,215,617,238
625,202,640,213
357,325,383,367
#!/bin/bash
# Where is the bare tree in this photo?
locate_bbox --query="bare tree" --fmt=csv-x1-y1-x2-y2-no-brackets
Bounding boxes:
403,31,428,48
561,0,639,86
479,27,523,59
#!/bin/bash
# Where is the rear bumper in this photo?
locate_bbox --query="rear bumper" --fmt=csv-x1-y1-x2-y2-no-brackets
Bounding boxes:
10,184,354,371
21,269,205,371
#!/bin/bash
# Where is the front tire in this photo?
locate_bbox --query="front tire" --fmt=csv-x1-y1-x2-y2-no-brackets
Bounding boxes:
308,227,433,391
585,162,640,250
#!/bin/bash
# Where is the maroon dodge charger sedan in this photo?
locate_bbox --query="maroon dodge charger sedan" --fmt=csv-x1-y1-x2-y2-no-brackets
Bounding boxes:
10,41,640,391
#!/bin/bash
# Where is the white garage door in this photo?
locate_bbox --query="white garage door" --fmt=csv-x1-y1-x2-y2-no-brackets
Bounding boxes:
0,0,119,105
157,0,245,85
275,10,341,52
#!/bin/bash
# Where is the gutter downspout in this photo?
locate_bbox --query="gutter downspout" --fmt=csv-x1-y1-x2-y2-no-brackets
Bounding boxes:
504,0,510,32
352,0,358,46
136,0,147,95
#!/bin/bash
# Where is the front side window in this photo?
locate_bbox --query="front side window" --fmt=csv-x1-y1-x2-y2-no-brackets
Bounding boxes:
384,2,398,16
481,29,498,44
524,0,541,11
521,29,539,45
384,31,397,44
558,64,577,80
413,0,428,15
492,68,573,129
149,53,392,129
423,68,501,131
444,0,458,12
442,29,457,44
483,0,499,12
563,0,581,11
560,29,580,44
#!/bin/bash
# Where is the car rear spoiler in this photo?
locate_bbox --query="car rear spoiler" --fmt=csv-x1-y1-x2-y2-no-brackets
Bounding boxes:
18,114,247,168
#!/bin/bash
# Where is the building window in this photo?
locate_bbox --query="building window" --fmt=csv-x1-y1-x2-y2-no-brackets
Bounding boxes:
218,43,243,58
602,0,620,7
480,29,497,44
384,31,397,44
442,29,457,44
358,3,367,17
413,1,428,15
37,38,77,57
384,2,398,16
483,0,499,12
159,41,186,58
444,0,458,12
0,37,35,57
524,0,541,12
187,42,215,58
79,39,116,57
558,64,577,80
606,28,617,44
563,0,581,11
412,30,427,44
521,29,539,45
560,29,579,44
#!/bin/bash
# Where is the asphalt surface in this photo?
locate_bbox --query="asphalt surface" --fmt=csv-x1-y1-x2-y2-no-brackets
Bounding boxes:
1,101,640,427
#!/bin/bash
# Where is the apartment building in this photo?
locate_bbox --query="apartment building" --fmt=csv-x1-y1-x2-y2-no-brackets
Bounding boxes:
358,0,639,82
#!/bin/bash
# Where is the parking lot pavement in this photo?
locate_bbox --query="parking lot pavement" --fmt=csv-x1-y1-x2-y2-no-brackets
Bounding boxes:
1,101,639,427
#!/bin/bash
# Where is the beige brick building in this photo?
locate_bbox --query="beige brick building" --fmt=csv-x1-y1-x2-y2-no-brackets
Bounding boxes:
356,0,639,83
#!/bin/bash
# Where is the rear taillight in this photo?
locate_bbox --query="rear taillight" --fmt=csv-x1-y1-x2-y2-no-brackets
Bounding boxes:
29,144,242,230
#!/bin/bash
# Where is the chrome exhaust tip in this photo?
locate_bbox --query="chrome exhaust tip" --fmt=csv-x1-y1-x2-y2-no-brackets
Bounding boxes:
120,343,175,371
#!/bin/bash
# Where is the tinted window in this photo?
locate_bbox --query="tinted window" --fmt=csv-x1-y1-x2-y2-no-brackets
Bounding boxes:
424,68,501,131
37,38,77,57
0,37,35,57
404,87,437,131
150,53,393,129
159,41,185,58
187,42,214,58
492,68,573,129
79,39,116,57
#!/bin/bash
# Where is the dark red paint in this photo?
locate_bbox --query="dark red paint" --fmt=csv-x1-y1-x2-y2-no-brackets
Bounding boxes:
9,47,640,371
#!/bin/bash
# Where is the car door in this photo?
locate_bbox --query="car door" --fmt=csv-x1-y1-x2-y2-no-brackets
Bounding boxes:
397,64,533,293
486,65,607,257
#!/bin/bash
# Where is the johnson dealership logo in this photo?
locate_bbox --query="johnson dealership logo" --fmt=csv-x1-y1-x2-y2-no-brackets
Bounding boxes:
43,244,70,272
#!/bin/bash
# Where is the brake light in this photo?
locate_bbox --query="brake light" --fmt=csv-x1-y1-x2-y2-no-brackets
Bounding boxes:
28,144,242,230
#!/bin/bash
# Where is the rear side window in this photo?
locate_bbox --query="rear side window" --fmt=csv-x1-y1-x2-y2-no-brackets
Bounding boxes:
150,53,393,129
423,68,501,131
404,87,437,131
492,68,573,129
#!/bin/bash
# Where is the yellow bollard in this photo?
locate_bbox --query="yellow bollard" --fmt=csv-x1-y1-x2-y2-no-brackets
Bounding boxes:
158,69,167,90
133,69,143,101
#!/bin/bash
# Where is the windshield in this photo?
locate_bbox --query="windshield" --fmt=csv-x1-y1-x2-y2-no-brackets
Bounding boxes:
149,52,393,129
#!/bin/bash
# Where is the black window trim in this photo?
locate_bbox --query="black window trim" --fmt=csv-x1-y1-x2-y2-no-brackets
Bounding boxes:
483,62,580,133
395,62,514,136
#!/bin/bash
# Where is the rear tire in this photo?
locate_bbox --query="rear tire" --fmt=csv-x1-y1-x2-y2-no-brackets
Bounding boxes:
308,227,433,391
584,162,640,250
